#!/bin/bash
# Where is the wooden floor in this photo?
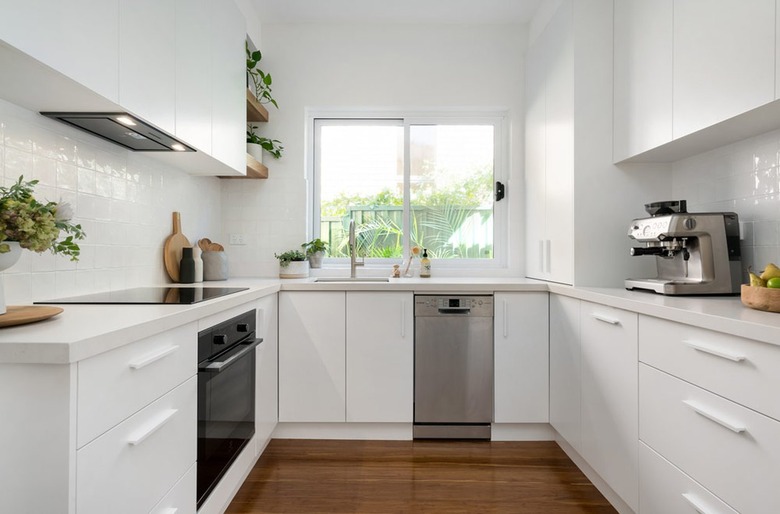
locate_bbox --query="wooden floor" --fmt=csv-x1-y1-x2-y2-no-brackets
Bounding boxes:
226,439,617,513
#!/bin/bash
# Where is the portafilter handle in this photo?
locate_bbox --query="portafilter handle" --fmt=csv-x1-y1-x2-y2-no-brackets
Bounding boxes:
630,247,665,256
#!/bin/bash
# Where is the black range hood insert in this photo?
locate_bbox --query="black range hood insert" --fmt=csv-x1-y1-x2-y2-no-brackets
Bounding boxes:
41,112,195,152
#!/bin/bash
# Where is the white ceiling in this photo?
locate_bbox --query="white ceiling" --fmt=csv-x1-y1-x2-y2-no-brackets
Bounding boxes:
251,0,544,24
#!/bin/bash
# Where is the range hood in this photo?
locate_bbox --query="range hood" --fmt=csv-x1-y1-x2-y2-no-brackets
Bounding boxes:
41,112,195,152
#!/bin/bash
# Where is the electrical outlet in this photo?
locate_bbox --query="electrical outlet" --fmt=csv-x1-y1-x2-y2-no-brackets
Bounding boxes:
229,233,247,245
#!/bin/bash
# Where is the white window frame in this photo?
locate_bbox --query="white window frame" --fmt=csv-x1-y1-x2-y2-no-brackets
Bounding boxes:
307,109,509,270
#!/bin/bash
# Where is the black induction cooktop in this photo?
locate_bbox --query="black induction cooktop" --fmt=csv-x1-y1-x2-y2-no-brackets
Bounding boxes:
34,286,249,305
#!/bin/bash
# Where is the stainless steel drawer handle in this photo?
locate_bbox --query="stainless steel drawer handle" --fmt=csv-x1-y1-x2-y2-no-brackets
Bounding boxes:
681,493,716,514
128,345,180,370
684,340,746,362
127,408,178,446
592,313,620,325
157,508,178,514
683,400,746,434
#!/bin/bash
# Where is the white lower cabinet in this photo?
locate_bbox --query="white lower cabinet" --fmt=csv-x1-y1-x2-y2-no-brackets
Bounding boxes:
150,463,196,514
640,363,780,514
279,291,346,422
493,292,549,423
549,294,581,450
77,376,197,514
255,294,279,453
639,442,737,514
580,302,638,512
346,292,414,422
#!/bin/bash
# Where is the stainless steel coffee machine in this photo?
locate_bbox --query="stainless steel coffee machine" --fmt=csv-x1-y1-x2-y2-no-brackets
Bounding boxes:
625,201,742,295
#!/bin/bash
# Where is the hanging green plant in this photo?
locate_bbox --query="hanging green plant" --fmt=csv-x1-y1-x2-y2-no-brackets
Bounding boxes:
246,42,278,109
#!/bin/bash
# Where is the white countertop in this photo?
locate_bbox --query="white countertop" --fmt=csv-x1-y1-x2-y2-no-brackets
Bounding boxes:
1,276,778,364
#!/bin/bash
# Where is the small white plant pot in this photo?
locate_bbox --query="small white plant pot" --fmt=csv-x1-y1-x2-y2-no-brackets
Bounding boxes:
280,260,309,279
308,251,324,269
247,142,264,163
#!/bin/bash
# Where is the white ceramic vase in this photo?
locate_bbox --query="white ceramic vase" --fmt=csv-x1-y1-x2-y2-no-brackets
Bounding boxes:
279,260,309,279
247,142,264,163
0,242,23,315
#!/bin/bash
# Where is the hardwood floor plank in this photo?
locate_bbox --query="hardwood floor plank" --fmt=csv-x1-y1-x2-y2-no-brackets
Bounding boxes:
226,440,617,513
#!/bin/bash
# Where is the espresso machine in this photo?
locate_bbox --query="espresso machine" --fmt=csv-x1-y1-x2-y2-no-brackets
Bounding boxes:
625,201,742,295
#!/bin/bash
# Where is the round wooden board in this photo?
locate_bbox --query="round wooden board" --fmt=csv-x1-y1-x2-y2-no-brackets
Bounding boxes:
0,305,64,328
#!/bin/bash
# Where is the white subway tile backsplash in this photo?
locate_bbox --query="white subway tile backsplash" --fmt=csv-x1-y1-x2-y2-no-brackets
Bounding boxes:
0,98,223,304
673,129,780,276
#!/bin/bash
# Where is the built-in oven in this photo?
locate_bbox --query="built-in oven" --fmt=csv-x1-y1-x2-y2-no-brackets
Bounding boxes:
197,309,262,509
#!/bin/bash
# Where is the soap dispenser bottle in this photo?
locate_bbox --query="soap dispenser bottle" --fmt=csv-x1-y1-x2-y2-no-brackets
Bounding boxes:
420,248,431,278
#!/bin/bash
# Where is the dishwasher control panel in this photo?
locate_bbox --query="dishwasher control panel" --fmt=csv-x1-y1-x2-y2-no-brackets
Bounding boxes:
414,295,493,316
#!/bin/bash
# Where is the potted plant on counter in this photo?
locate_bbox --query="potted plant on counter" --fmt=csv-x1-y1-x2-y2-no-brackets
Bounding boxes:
302,238,328,268
275,249,308,278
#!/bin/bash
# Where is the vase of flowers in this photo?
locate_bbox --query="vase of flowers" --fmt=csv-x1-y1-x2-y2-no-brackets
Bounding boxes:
0,176,86,314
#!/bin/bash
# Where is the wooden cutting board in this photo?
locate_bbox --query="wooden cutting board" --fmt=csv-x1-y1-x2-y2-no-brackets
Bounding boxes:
0,306,64,328
163,212,191,283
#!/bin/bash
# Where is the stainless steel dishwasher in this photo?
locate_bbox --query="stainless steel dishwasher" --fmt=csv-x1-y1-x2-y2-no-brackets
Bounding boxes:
414,294,494,439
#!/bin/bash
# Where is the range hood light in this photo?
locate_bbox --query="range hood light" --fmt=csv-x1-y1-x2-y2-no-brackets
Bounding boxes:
115,115,137,126
41,112,195,152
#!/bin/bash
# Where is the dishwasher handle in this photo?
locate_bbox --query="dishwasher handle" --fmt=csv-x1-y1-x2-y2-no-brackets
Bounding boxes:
437,307,471,314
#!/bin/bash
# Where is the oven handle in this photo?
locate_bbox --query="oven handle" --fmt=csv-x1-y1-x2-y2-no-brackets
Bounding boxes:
198,338,262,373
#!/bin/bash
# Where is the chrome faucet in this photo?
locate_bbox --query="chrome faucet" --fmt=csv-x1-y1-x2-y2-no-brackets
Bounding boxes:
348,219,364,278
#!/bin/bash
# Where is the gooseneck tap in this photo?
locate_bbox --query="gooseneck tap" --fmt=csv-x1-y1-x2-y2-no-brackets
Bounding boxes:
349,219,364,278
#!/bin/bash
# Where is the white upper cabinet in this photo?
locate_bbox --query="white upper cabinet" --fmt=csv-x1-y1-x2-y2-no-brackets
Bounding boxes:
0,0,120,103
119,0,176,135
176,0,213,153
210,0,247,173
613,0,673,162
673,0,775,139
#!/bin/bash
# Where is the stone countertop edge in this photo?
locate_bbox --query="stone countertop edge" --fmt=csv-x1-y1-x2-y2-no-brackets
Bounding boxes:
1,277,779,364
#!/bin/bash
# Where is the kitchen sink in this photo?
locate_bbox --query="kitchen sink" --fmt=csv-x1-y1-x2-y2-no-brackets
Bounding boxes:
314,277,391,283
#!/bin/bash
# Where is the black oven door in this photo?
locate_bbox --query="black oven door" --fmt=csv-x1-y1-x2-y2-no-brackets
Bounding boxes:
197,337,261,508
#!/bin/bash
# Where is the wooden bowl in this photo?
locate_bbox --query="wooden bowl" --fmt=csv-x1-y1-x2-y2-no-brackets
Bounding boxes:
741,284,780,313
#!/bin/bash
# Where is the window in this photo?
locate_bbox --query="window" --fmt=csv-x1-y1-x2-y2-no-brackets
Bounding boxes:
312,113,506,267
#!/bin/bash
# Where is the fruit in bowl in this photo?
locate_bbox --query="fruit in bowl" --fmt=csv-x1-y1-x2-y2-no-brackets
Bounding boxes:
742,263,780,312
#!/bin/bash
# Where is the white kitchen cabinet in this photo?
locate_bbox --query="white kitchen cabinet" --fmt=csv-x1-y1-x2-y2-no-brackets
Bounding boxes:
211,0,247,173
255,293,279,453
580,301,638,511
640,363,780,514
524,1,574,285
549,294,580,451
279,291,346,422
118,0,176,135
0,0,120,103
346,292,414,423
612,0,673,162
673,0,775,139
493,292,549,423
176,0,213,153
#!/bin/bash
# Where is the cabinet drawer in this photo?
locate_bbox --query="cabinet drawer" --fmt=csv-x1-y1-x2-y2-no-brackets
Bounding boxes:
640,364,780,513
78,323,197,447
150,462,196,514
639,315,780,421
640,442,738,514
77,376,197,514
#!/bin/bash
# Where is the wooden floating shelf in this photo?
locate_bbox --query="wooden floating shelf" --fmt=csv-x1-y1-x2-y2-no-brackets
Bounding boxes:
246,89,269,122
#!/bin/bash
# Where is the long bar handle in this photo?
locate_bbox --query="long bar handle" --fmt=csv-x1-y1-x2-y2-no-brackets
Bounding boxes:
592,313,620,325
157,508,178,514
544,239,551,273
401,299,406,338
684,340,746,362
502,299,508,338
128,409,177,446
683,400,746,434
129,345,180,370
538,240,545,273
681,493,716,514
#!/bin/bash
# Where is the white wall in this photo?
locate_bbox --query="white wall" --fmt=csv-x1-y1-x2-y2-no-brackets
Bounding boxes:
222,22,527,277
672,129,780,276
0,99,222,304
